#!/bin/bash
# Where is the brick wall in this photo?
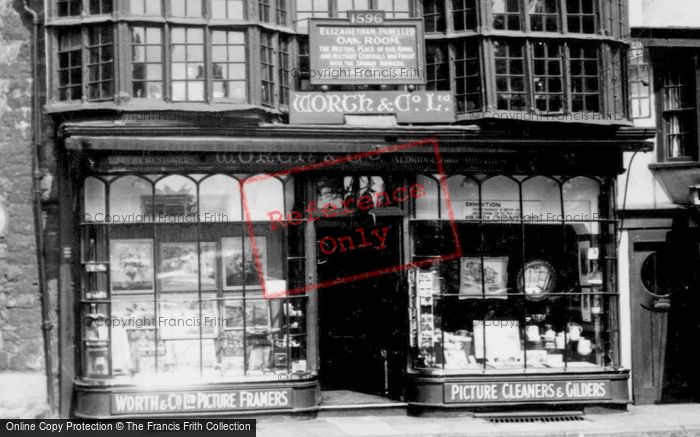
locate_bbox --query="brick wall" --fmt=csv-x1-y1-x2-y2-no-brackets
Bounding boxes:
0,0,49,417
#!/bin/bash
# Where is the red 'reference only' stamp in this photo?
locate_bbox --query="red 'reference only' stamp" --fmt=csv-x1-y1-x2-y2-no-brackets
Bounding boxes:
240,138,461,299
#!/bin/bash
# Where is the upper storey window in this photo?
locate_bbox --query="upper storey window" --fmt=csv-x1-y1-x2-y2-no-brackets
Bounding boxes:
57,29,83,101
532,41,563,112
171,28,205,101
212,0,246,19
569,44,600,112
453,0,477,31
57,26,114,102
296,0,330,31
130,0,162,15
529,0,558,32
377,0,411,18
566,0,596,33
131,27,163,99
660,56,697,161
492,0,521,31
494,40,526,110
58,0,82,16
89,0,113,14
423,0,446,32
170,0,204,17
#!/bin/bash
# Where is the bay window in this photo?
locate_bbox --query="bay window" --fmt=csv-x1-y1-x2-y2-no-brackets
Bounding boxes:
423,0,446,33
57,0,82,17
260,32,275,106
410,175,619,373
494,40,526,111
170,0,204,17
87,26,115,101
295,0,330,32
57,26,115,102
212,30,247,102
569,44,600,112
211,0,246,19
566,0,596,33
454,40,482,112
57,29,83,101
426,44,449,91
452,0,477,31
81,174,308,382
171,28,206,102
492,0,521,31
131,27,164,100
529,0,559,32
89,0,113,15
532,41,563,113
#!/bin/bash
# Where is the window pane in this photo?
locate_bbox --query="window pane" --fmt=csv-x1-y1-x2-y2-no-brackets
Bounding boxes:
131,26,163,99
212,31,247,102
58,29,83,101
522,177,560,221
443,176,479,220
110,176,153,222
171,27,205,101
493,0,521,30
242,176,286,222
563,177,600,234
153,175,198,222
529,0,558,32
423,0,446,32
494,40,527,111
454,40,482,112
84,177,106,222
200,175,243,221
569,44,600,112
426,43,449,91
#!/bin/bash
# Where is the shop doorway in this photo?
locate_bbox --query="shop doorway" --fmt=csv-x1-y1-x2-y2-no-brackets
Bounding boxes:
316,216,406,400
629,229,700,404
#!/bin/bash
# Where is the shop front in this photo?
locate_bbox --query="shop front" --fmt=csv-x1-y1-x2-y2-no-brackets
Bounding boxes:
59,126,641,417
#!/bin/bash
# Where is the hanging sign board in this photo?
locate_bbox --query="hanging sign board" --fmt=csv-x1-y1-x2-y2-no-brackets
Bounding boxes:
308,17,426,85
289,91,454,124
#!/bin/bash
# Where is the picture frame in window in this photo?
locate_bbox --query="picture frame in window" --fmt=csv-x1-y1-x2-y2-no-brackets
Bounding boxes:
159,242,218,291
578,240,602,286
459,256,509,299
221,236,267,290
517,259,557,300
110,239,155,294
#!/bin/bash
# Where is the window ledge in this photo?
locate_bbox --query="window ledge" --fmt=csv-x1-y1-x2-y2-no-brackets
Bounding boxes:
456,111,632,126
649,161,700,170
45,101,278,115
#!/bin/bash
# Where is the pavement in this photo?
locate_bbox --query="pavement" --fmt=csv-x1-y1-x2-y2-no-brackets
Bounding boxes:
257,404,700,437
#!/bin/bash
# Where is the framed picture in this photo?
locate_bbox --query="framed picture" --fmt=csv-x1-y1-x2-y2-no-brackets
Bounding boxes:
110,239,154,294
159,242,217,291
517,259,557,301
459,257,508,299
221,236,267,290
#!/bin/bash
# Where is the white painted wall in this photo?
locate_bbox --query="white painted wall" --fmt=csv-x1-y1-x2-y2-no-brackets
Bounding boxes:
618,231,632,401
629,0,700,28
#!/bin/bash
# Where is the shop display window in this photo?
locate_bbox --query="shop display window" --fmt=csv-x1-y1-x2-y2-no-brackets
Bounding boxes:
80,174,308,382
410,174,618,373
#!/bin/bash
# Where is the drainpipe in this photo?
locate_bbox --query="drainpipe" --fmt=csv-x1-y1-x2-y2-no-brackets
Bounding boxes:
23,0,55,414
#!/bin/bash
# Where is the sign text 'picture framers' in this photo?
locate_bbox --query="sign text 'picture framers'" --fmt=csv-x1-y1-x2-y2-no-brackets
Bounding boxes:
308,16,426,85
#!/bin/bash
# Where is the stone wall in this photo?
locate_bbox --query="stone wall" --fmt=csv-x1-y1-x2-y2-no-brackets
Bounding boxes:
0,0,49,418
